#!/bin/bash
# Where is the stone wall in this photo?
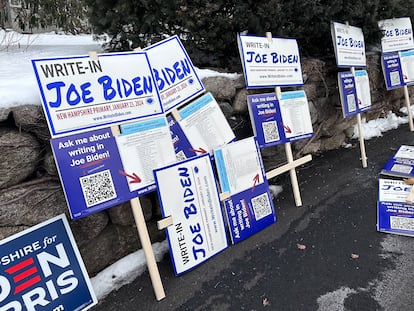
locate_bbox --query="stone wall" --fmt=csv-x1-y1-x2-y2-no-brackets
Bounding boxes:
0,52,412,277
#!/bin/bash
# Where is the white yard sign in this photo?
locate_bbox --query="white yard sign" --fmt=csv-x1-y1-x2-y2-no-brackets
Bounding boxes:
145,35,205,113
238,34,303,88
378,17,414,53
279,90,313,141
32,52,163,137
331,21,366,68
154,154,228,275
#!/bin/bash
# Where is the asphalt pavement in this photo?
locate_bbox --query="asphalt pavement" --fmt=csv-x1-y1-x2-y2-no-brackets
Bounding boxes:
93,125,414,311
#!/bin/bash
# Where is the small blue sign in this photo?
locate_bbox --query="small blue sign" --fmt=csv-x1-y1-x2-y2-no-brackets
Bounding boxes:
381,52,405,90
51,127,135,219
0,214,97,310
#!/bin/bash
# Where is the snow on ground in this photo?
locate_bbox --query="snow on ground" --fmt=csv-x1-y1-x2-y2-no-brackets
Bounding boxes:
1,30,413,301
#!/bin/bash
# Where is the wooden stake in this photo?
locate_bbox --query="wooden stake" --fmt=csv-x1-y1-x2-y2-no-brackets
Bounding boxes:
351,67,368,168
130,198,165,301
111,126,165,301
275,86,304,206
403,85,414,131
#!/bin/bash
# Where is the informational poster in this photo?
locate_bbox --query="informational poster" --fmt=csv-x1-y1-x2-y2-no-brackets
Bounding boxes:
145,35,205,113
331,21,366,68
248,92,313,146
381,52,405,90
177,92,236,154
237,34,303,88
214,137,276,244
377,178,414,237
247,93,284,148
32,52,163,137
338,71,359,117
0,214,97,310
116,116,177,195
154,154,228,275
400,49,414,85
378,17,414,53
167,115,197,161
354,70,371,110
338,70,371,117
51,127,135,219
278,90,314,141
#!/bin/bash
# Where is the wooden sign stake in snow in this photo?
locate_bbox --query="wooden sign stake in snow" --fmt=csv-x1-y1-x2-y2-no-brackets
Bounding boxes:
111,125,166,301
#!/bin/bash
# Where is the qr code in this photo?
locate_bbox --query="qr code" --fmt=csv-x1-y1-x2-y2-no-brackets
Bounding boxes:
80,169,116,207
390,216,414,231
262,121,280,143
347,94,356,112
176,150,187,162
390,71,401,86
251,192,272,221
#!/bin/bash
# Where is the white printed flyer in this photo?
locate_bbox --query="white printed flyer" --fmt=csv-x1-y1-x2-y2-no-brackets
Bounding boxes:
214,137,276,244
400,49,414,85
177,92,235,155
278,90,313,141
116,116,176,195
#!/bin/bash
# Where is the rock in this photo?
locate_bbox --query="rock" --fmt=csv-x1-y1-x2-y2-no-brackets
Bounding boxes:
79,223,140,275
0,128,41,189
108,194,153,226
70,211,109,247
202,76,237,100
0,178,66,226
12,104,50,142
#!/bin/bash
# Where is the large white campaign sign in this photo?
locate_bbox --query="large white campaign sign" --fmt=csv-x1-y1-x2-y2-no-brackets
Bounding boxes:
154,154,228,275
378,17,414,53
238,34,303,88
0,214,97,310
32,52,163,137
145,35,205,113
331,21,366,68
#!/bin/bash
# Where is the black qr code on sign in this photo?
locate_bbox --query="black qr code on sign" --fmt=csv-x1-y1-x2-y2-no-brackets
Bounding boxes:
80,169,117,207
251,192,272,221
262,120,280,143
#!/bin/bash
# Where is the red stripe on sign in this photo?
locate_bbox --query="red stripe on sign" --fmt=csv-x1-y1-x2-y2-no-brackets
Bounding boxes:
14,275,41,294
5,257,35,274
13,266,38,282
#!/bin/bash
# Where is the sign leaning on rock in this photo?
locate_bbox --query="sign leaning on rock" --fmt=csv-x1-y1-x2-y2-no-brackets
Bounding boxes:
331,21,369,168
31,35,232,301
378,17,414,132
31,51,163,138
0,214,97,311
238,32,313,207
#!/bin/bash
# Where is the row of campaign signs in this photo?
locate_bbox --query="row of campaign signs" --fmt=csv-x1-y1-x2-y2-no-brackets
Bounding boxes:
1,16,412,310
333,17,414,118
